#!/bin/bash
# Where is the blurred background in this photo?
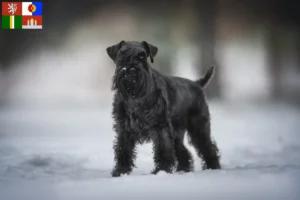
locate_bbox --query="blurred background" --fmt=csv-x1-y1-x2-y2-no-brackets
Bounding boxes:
0,0,300,184
1,0,300,106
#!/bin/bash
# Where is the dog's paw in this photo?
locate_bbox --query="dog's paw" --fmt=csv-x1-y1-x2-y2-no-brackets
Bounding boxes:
111,167,131,177
111,170,121,177
151,167,174,175
176,166,193,173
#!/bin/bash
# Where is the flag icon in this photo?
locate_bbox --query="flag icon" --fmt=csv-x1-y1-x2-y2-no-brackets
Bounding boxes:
2,2,22,15
22,16,42,29
22,2,42,16
2,15,22,29
2,2,42,30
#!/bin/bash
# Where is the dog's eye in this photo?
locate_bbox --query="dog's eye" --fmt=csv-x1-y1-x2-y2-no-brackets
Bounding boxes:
138,54,146,60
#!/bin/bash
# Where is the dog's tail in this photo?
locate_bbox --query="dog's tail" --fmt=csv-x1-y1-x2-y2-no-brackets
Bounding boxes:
196,66,215,88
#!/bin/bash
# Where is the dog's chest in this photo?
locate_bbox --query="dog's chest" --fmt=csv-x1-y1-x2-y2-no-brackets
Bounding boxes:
125,97,164,134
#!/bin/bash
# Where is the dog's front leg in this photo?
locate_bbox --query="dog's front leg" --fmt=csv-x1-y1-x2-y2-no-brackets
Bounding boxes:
112,130,137,177
151,128,176,174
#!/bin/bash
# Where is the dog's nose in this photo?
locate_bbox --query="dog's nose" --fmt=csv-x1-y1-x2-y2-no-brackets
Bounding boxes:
128,67,136,74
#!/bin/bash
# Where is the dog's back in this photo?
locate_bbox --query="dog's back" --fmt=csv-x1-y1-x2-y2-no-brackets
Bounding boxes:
154,66,221,170
159,72,209,130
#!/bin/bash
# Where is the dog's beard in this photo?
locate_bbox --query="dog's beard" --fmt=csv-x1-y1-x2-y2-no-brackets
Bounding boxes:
121,73,138,96
112,67,149,98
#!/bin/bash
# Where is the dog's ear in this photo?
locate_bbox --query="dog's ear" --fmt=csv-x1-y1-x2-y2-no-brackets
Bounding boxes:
106,40,125,62
142,41,158,63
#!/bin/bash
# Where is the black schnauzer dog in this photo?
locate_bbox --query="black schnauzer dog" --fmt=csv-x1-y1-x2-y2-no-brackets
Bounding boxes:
106,40,221,177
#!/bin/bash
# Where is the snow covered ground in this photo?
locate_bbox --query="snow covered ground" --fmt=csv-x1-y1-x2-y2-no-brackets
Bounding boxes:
0,102,300,200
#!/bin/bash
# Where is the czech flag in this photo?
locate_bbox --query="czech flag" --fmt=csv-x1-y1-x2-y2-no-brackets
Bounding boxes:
22,2,42,16
2,2,22,15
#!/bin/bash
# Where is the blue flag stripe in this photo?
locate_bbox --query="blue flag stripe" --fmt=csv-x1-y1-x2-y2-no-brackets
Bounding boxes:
32,2,42,16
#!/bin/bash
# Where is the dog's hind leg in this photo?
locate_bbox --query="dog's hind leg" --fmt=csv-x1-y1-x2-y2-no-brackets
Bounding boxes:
174,131,194,172
187,106,221,170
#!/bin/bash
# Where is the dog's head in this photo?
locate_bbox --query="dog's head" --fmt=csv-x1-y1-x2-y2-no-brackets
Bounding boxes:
106,41,158,98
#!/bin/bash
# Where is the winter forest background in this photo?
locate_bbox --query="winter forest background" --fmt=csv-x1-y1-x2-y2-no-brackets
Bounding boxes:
0,0,300,199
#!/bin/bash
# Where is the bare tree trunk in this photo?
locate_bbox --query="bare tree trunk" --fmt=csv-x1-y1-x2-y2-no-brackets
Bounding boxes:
195,0,221,99
297,33,300,72
266,20,283,100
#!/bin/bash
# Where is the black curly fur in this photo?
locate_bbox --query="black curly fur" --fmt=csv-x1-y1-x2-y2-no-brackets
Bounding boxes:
106,41,221,177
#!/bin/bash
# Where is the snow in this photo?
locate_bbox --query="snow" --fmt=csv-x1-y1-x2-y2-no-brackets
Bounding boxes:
0,102,300,200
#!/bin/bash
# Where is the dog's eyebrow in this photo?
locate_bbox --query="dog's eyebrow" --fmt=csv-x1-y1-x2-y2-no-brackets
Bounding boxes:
137,51,146,56
118,49,132,59
118,47,145,62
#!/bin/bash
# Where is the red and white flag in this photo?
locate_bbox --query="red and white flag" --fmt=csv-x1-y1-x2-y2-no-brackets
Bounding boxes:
22,16,42,29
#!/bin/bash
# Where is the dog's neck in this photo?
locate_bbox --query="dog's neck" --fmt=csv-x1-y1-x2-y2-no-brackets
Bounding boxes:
117,67,156,99
124,83,161,115
122,78,156,101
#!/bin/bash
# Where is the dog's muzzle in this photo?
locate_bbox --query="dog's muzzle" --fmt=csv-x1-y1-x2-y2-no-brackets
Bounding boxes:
122,66,137,74
121,66,138,81
120,66,139,96
122,67,136,74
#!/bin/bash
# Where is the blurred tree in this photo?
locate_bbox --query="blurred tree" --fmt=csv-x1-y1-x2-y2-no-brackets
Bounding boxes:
134,0,179,74
261,0,300,100
297,36,300,72
266,21,283,100
195,0,221,99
